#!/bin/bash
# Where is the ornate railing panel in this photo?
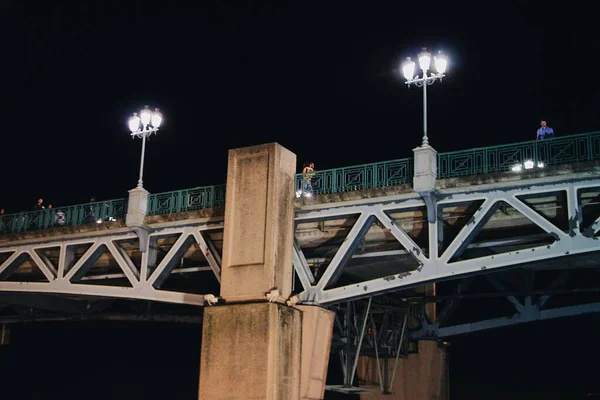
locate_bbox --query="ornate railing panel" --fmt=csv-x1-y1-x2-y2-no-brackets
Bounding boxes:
295,157,412,195
0,198,126,234
438,131,600,178
146,184,226,216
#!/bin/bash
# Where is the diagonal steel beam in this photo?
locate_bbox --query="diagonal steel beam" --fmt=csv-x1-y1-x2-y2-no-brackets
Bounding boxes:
317,213,375,290
105,240,140,287
441,198,499,263
0,251,23,279
148,233,195,288
27,249,57,282
292,238,315,290
203,233,222,266
64,243,104,282
192,231,221,283
373,210,428,265
505,196,565,238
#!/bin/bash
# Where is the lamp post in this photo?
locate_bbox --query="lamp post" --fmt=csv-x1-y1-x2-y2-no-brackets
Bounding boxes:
128,105,163,189
401,48,448,146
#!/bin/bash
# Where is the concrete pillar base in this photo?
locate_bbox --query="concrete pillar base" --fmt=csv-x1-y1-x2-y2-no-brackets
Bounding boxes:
357,341,448,400
199,302,302,400
296,305,335,400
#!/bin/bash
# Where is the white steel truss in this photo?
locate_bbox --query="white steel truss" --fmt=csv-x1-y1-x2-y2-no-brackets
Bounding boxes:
0,178,599,307
0,223,223,306
294,178,600,305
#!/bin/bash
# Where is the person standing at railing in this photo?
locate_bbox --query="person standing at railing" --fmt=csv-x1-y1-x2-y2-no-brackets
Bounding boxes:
297,162,315,198
536,120,555,140
55,209,65,226
33,198,45,210
84,196,97,224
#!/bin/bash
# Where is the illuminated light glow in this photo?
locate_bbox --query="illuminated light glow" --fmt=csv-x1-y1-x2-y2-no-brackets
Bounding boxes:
418,48,431,72
512,164,522,172
128,113,141,133
151,108,163,128
524,160,535,169
140,105,152,127
305,192,312,198
537,162,545,168
434,50,448,74
402,57,415,81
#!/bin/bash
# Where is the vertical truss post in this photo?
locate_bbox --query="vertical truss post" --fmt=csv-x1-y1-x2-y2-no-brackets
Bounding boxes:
370,308,384,393
389,312,408,391
349,297,372,387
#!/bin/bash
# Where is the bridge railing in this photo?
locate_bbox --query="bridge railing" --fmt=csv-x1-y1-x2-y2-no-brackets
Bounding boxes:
2,132,599,234
0,198,127,234
295,157,413,195
146,184,227,216
437,131,600,178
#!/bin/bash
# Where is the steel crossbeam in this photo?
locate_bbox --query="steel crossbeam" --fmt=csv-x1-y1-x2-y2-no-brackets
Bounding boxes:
0,223,223,305
411,300,600,339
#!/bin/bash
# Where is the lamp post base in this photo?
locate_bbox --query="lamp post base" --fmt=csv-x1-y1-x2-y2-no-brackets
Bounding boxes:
125,186,149,227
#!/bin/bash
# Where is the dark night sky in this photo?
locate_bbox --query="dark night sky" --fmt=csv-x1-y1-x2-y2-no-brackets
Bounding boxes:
1,0,599,212
1,1,599,399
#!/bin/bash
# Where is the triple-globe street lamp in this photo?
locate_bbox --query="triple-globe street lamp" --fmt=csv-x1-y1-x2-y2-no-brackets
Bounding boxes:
401,48,448,146
128,106,163,189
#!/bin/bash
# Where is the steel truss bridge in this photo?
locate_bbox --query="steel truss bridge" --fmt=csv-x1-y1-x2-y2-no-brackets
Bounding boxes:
1,134,600,393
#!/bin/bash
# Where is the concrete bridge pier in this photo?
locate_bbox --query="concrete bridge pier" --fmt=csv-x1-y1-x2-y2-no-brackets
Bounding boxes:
356,341,449,400
198,143,334,400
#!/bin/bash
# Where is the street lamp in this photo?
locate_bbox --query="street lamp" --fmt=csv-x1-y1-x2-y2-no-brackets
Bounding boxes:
401,48,448,146
128,105,163,188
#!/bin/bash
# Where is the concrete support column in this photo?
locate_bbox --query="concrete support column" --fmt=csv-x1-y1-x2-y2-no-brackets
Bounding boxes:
198,143,334,400
357,341,449,400
296,305,335,400
199,302,302,399
125,187,149,227
220,143,296,302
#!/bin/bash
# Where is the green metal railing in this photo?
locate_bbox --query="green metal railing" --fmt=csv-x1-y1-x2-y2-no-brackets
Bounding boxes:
2,132,599,235
437,131,600,178
146,185,226,216
294,157,413,195
0,198,126,234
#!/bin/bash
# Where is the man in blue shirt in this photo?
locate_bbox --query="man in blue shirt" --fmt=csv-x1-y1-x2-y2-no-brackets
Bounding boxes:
536,120,555,139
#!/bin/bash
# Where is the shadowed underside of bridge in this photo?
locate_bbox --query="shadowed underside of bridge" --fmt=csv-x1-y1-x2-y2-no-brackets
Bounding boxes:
0,163,599,341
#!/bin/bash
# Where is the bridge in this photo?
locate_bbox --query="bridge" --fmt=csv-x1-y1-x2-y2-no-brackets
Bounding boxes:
1,132,599,399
